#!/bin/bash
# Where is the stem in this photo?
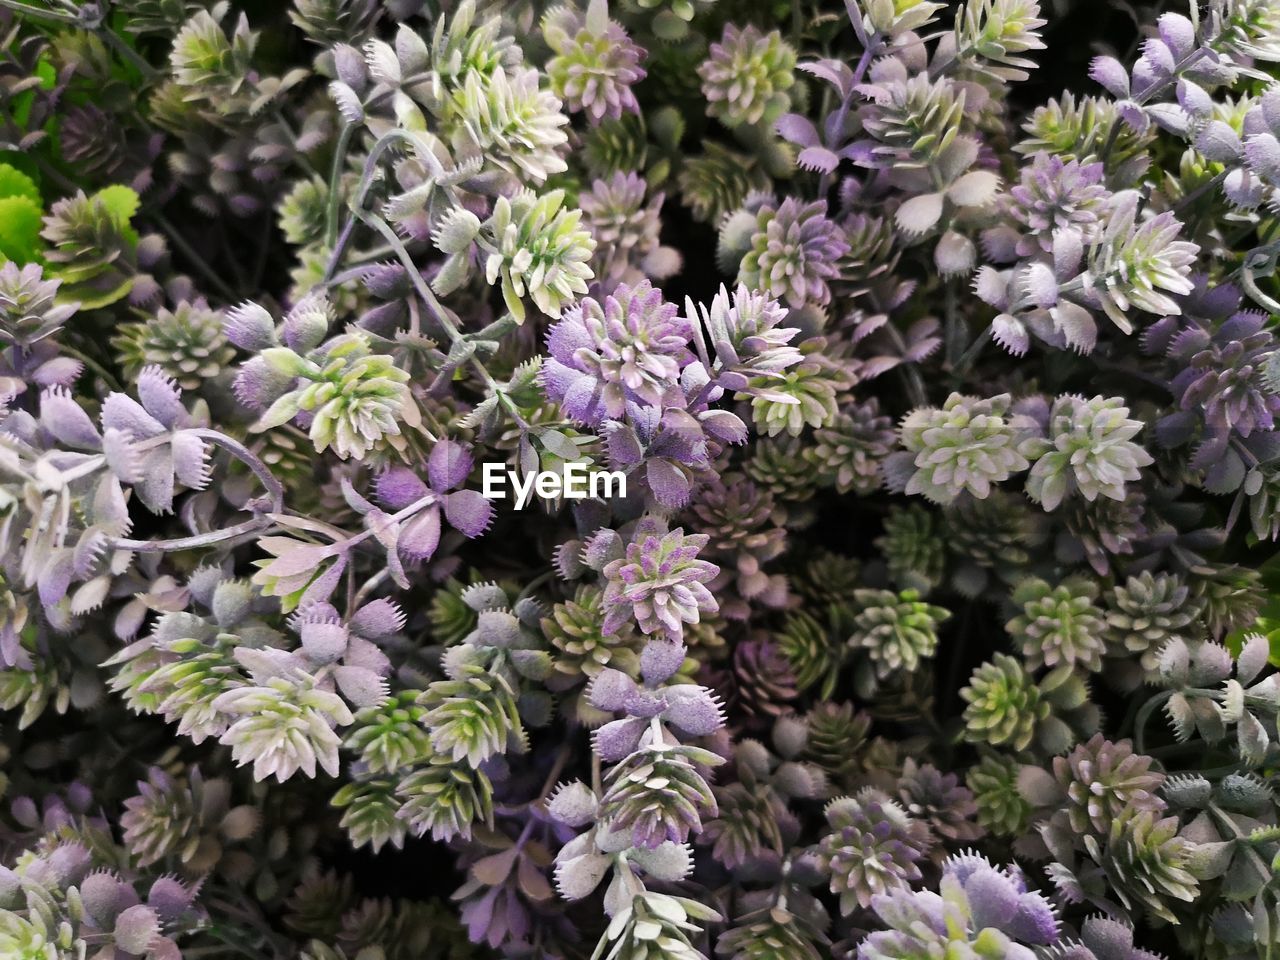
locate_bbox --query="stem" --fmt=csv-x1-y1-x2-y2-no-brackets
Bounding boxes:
249,208,274,291
898,364,927,408
953,325,993,375
107,430,285,553
272,108,321,179
217,221,249,294
194,429,285,511
1208,802,1275,884
358,212,464,341
325,123,356,249
1133,689,1174,756
111,515,273,553
324,258,383,291
323,216,359,283
516,568,555,604
98,25,161,83
817,41,875,198
943,279,962,367
351,568,390,609
0,0,77,22
1170,170,1228,216
307,492,437,555
536,744,573,803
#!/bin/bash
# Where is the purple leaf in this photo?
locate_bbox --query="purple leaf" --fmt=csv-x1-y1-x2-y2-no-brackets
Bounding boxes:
350,598,405,638
547,781,598,827
335,665,389,708
224,302,277,351
444,489,492,537
774,113,819,147
398,506,441,560
592,717,646,761
101,393,164,439
962,867,1018,930
640,640,686,686
300,618,349,664
662,685,725,737
376,467,429,509
137,448,175,514
646,458,692,509
38,550,74,608
797,146,839,174
170,432,210,489
589,668,636,712
1090,55,1130,97
428,439,474,491
41,389,101,449
137,367,184,428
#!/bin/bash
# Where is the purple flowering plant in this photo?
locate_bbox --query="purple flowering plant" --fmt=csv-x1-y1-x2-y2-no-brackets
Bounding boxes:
3,1,1280,958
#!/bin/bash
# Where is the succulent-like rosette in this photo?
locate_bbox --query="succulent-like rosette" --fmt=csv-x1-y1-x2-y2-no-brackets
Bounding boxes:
541,280,692,424
543,1,646,124
481,188,595,322
113,299,233,390
858,853,1060,960
850,588,950,680
698,23,796,127
817,788,931,914
896,392,1031,504
447,67,570,184
1083,193,1199,334
1055,734,1165,834
1006,152,1108,254
738,197,849,308
601,518,719,641
1021,395,1152,510
961,653,1098,754
1006,576,1106,673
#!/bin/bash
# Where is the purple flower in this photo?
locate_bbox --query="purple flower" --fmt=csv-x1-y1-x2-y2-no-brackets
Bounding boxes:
371,439,494,565
1006,153,1108,255
859,853,1060,959
543,1,646,124
739,197,849,308
601,517,719,641
542,280,693,425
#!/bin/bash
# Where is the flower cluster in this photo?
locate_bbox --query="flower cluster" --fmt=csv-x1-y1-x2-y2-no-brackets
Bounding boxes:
3,1,1280,958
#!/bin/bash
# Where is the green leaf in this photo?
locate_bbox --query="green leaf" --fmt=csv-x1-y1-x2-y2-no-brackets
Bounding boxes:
252,391,302,432
0,163,40,204
93,184,140,228
62,276,135,310
0,196,44,263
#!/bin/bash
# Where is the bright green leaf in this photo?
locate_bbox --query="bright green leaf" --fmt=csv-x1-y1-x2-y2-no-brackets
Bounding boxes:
0,195,44,263
0,164,41,204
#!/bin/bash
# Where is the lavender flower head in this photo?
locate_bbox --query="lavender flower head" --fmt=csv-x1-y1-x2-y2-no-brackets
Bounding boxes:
738,197,850,308
1006,152,1108,255
543,0,647,124
859,853,1061,960
601,516,719,641
698,23,796,128
542,279,693,424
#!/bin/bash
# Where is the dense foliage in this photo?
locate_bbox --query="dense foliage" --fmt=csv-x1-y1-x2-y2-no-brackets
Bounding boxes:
1,0,1280,957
